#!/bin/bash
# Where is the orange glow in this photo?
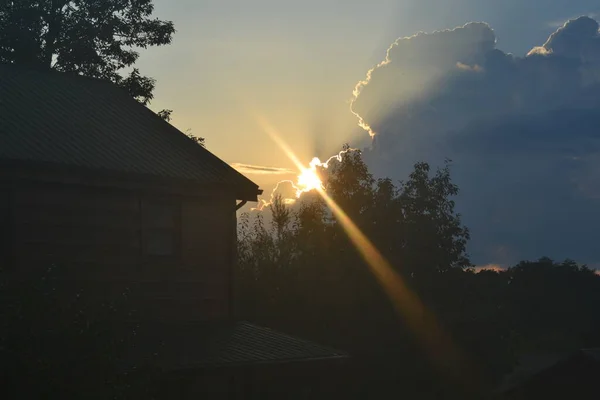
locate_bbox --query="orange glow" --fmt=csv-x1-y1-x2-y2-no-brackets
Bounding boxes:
254,114,473,384
251,116,359,209
297,166,323,193
316,187,465,371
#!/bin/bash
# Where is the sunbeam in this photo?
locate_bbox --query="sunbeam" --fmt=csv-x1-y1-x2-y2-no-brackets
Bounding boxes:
251,115,358,210
254,114,476,388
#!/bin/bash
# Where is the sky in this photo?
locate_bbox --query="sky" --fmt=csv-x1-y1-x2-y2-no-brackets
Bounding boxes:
137,0,600,266
140,0,596,168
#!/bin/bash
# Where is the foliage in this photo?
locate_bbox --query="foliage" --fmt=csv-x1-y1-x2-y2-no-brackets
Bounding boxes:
236,149,481,397
235,148,600,398
156,108,173,122
186,133,206,148
0,0,174,105
0,1,207,145
504,257,600,353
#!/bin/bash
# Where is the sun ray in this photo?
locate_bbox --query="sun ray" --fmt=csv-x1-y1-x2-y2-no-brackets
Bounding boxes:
251,116,359,209
253,114,476,387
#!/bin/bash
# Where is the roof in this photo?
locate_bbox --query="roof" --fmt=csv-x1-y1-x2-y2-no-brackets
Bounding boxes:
120,321,348,372
497,348,600,394
0,64,261,201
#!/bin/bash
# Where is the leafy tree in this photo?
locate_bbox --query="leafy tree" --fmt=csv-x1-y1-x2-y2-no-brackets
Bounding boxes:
156,108,173,121
399,161,471,279
325,145,374,221
185,129,206,147
271,193,291,242
235,146,600,398
238,150,471,344
504,257,600,354
0,0,174,105
0,1,208,145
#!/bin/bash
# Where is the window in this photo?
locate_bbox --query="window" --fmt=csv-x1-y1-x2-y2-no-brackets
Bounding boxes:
0,189,10,267
141,200,179,258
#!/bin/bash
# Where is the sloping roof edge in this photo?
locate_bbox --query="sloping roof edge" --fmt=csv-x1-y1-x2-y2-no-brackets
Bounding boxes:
119,321,349,373
130,101,262,201
0,64,262,202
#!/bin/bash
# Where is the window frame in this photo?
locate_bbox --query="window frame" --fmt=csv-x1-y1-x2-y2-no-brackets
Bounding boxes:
140,197,181,265
0,187,13,269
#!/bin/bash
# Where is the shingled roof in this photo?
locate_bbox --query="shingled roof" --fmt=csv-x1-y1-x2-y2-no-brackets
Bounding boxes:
120,321,348,372
0,64,260,201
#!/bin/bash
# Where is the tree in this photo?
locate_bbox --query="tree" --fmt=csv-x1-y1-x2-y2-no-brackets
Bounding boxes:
156,108,173,121
398,160,471,278
235,146,600,397
187,133,206,148
0,0,174,105
504,257,600,353
235,150,485,397
325,144,374,221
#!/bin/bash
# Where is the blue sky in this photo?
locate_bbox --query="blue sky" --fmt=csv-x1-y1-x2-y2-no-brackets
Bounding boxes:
139,0,598,167
136,0,600,266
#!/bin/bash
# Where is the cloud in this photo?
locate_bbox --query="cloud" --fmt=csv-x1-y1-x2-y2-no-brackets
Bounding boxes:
547,12,598,28
539,15,600,62
351,16,600,265
351,22,496,138
230,162,295,175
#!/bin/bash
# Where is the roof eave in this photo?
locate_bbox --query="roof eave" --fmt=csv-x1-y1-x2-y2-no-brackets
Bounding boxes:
237,187,263,203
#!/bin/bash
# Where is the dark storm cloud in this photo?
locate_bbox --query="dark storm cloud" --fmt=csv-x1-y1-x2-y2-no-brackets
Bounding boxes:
352,17,600,265
532,15,600,62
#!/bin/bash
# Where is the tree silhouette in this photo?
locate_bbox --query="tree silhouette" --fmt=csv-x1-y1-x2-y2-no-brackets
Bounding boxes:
235,147,600,398
0,0,174,105
236,148,494,397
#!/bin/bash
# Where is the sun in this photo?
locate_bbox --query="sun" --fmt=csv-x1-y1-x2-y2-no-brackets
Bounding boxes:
297,167,323,194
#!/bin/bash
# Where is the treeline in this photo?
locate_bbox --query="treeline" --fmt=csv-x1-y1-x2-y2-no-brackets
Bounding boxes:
235,148,600,398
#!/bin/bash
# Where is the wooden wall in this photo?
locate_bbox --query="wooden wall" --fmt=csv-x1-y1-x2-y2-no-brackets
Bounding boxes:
0,186,10,268
5,181,236,323
180,196,235,319
12,184,140,273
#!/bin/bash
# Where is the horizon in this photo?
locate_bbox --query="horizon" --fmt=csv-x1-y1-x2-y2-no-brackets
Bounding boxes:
3,2,600,398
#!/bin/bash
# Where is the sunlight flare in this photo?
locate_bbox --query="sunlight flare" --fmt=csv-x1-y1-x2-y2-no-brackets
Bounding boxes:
297,166,323,193
254,114,472,383
251,115,359,210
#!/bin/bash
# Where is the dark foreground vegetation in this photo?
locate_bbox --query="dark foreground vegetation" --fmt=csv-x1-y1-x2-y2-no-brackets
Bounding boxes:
235,148,600,398
2,149,599,399
1,2,599,396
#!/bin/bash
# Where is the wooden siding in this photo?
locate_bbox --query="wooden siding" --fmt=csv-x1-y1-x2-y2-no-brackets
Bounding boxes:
12,184,141,274
0,187,10,267
180,195,235,320
7,182,236,323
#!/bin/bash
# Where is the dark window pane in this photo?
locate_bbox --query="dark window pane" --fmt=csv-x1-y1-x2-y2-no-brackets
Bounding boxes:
145,229,174,256
141,199,178,259
0,190,9,266
143,202,175,229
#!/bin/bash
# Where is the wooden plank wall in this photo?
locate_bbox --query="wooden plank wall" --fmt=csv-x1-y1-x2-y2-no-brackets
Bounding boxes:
0,187,10,268
7,182,236,323
12,184,141,276
180,196,234,320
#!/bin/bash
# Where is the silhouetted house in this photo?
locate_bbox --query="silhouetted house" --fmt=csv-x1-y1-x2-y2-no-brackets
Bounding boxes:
497,349,600,400
0,65,346,398
0,65,260,321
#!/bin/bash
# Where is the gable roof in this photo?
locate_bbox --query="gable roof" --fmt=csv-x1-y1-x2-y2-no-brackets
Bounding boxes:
0,64,261,201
